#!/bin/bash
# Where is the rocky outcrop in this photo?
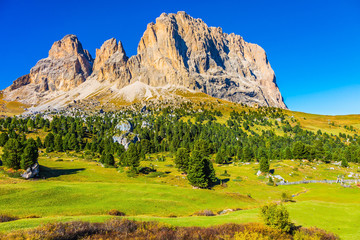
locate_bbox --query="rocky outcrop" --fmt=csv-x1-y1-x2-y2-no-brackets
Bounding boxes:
4,12,286,109
90,12,286,108
21,163,40,179
126,11,286,108
92,38,131,86
4,34,93,104
113,121,139,149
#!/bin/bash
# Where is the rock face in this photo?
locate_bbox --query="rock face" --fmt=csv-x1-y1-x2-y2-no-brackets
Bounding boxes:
4,12,286,109
4,34,93,104
92,38,130,86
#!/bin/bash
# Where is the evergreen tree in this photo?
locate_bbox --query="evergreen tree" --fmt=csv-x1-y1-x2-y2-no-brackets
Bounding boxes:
126,144,140,170
283,147,292,160
27,119,35,132
105,153,115,166
44,133,55,152
0,132,9,147
215,149,229,164
36,136,43,148
187,151,216,188
341,157,349,168
292,141,305,159
243,146,253,161
260,157,270,173
193,139,211,156
20,138,39,169
2,139,22,169
174,148,190,172
54,135,63,152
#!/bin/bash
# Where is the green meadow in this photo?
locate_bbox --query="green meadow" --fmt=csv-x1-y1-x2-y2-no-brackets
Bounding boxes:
1,152,359,239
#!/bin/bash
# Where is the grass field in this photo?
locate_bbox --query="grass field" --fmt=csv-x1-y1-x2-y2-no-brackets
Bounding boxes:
1,152,359,239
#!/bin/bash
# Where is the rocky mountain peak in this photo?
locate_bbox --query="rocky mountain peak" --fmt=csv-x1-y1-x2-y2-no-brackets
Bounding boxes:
3,34,93,104
4,12,286,109
91,38,130,84
48,34,87,59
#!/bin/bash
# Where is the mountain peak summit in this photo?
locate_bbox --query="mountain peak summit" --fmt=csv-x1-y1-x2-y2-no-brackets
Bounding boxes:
3,12,286,109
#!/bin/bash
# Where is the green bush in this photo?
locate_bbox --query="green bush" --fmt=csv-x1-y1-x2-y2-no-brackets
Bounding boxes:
260,204,294,233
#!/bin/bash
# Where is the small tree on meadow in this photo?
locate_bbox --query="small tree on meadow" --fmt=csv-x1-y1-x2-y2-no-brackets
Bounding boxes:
341,157,349,168
20,138,39,169
187,151,216,188
126,144,140,170
259,157,270,173
2,138,23,169
260,203,294,233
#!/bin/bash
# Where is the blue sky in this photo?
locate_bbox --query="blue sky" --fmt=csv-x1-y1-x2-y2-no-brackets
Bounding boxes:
0,0,359,115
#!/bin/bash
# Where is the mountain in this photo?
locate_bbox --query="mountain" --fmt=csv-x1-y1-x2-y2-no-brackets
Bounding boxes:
3,11,286,110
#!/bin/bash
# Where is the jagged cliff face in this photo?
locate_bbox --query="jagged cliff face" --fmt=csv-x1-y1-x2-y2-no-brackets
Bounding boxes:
4,12,286,109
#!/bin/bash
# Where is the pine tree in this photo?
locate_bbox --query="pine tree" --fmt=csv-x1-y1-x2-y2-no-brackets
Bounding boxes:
126,144,140,170
341,158,349,168
284,147,292,160
44,132,55,152
20,138,39,169
260,157,270,173
105,153,115,166
292,141,305,160
0,132,9,147
54,135,63,152
243,146,253,161
193,139,211,157
174,148,190,172
215,149,229,164
36,136,43,148
187,151,216,188
27,119,35,132
2,138,22,169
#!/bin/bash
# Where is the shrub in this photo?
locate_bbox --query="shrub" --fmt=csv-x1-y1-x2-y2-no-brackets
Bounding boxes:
194,210,216,216
267,177,275,186
147,171,166,178
281,192,292,202
260,204,294,233
0,218,338,240
0,214,18,223
108,209,126,216
294,227,339,240
220,170,231,177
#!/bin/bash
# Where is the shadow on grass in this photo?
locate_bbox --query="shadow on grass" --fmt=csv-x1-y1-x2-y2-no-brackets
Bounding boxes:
38,165,85,179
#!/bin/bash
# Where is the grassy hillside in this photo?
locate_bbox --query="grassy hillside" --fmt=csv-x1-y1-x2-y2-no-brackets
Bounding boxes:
1,152,359,239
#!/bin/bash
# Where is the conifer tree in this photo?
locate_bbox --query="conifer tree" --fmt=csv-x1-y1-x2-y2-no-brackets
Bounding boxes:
0,132,9,147
36,136,43,148
2,138,22,169
187,151,216,188
44,133,55,152
54,135,63,152
174,148,190,172
126,144,140,170
260,157,270,173
20,138,39,169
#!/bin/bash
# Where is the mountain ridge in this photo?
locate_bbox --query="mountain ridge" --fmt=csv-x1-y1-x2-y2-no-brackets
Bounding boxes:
3,11,287,110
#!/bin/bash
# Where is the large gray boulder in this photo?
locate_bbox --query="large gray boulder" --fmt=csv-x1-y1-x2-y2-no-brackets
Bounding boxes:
21,163,40,179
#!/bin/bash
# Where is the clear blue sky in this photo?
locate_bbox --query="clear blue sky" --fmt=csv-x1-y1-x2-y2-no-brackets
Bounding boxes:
0,0,359,115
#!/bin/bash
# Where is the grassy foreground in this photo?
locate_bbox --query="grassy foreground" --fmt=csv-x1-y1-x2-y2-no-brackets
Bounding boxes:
1,152,359,239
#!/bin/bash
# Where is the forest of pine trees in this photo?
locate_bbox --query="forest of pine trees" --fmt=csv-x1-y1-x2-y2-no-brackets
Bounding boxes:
0,105,359,187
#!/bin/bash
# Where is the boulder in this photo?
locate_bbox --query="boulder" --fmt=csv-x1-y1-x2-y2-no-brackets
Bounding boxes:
21,163,40,179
